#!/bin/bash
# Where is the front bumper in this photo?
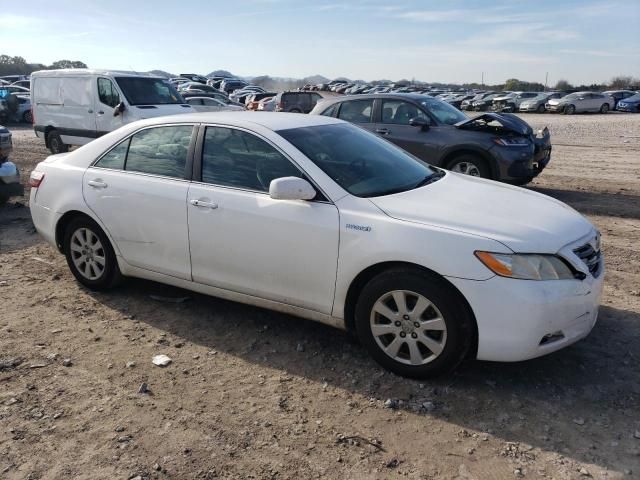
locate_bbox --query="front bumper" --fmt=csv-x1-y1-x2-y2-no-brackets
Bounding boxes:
617,103,639,113
448,237,604,362
519,104,540,112
545,103,564,112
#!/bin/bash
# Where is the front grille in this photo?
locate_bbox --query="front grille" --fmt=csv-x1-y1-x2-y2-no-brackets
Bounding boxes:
573,242,602,278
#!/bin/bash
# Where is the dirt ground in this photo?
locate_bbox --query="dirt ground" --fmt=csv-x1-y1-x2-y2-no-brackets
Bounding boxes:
1,113,639,480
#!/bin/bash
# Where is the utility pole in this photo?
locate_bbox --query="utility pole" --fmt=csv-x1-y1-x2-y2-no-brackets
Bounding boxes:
545,72,548,91
481,71,484,87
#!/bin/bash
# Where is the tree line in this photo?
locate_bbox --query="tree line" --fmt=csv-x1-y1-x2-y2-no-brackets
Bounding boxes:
0,55,87,77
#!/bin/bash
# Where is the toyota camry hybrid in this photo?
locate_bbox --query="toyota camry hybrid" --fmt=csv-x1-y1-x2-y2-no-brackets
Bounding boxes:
29,112,604,378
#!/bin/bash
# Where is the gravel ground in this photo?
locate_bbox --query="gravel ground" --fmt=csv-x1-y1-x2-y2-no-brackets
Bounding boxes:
1,113,639,480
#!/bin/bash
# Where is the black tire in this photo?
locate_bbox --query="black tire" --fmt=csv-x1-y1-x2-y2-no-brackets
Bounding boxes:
23,110,33,123
537,104,546,113
600,103,609,114
564,104,575,115
446,154,491,179
288,108,302,113
63,216,122,290
354,268,475,378
47,130,69,154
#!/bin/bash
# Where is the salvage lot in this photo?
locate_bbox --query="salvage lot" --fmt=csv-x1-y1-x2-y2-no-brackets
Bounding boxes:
1,113,639,479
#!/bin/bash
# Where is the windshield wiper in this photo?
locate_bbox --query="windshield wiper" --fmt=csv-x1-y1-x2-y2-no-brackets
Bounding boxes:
413,170,445,189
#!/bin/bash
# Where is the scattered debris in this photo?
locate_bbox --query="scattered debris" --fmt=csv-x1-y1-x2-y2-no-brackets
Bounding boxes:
384,399,399,410
573,418,585,426
62,358,72,367
634,431,640,440
421,401,436,412
115,426,126,432
138,382,150,394
31,256,56,266
579,467,591,476
29,363,47,369
385,458,401,468
152,354,172,367
336,434,385,452
125,361,136,368
0,357,23,371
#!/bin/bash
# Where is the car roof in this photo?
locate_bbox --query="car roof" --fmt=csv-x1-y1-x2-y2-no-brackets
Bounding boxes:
31,69,162,79
130,111,342,131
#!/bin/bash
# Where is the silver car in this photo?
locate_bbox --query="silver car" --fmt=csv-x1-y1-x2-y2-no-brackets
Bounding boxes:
491,92,540,112
519,92,565,113
546,92,614,114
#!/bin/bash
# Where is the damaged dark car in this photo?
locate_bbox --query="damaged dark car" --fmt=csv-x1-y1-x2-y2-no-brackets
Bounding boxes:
310,93,551,184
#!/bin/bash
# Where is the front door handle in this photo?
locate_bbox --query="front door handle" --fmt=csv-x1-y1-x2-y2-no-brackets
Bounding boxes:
97,110,105,115
88,180,108,189
190,199,218,209
376,128,390,135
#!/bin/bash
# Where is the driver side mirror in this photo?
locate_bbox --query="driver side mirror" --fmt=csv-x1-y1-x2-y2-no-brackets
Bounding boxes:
269,177,316,201
409,117,430,131
113,102,126,117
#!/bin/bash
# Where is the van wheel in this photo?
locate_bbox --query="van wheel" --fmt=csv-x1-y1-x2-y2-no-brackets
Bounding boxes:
47,130,69,154
63,216,122,290
447,154,491,179
354,268,474,378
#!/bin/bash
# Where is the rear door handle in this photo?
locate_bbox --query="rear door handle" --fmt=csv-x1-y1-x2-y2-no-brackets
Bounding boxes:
190,199,218,209
88,180,108,189
97,110,105,115
376,128,390,135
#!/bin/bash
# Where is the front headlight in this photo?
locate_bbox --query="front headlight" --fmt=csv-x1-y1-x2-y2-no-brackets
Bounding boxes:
492,137,530,147
475,251,575,280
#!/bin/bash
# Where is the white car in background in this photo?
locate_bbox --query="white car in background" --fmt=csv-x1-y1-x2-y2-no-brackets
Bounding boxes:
184,97,244,112
29,112,603,378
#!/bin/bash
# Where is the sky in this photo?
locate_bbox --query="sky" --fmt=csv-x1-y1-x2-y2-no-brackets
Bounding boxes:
1,0,639,85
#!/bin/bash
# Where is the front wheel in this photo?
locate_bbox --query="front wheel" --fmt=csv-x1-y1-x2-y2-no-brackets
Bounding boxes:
537,104,546,113
564,104,575,115
447,154,491,178
355,269,475,378
23,110,33,123
600,103,609,113
63,216,122,290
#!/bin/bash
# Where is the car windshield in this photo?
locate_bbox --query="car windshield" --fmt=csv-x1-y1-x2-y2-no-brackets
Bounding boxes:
624,93,640,101
419,97,468,125
115,77,184,105
278,123,440,198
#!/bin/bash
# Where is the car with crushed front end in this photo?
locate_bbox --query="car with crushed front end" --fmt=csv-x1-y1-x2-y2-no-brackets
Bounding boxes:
310,93,551,184
519,92,565,113
29,112,603,379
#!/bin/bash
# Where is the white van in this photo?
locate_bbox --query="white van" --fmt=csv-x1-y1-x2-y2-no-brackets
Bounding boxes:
31,69,195,154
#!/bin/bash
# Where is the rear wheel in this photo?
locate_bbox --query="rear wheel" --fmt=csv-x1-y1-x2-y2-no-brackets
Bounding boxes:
63,216,122,290
447,154,491,179
564,104,575,115
23,110,33,123
47,130,69,154
354,268,474,378
289,108,302,113
600,103,609,113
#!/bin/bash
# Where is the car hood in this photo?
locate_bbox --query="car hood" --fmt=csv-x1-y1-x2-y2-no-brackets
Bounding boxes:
369,173,593,253
132,104,195,119
455,112,532,135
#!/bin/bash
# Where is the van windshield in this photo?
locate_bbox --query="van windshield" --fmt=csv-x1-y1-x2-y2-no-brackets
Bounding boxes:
115,77,184,105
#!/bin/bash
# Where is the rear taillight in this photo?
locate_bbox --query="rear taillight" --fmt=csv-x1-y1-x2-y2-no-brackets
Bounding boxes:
277,102,283,111
29,171,45,188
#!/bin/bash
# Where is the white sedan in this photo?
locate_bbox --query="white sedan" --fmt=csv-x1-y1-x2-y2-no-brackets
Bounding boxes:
29,112,604,378
184,96,244,112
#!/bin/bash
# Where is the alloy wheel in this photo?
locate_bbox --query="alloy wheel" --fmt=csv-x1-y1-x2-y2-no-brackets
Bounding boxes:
369,290,448,365
70,228,106,280
451,161,481,176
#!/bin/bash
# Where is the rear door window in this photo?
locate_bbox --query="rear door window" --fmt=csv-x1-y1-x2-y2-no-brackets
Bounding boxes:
337,99,373,123
125,125,194,178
